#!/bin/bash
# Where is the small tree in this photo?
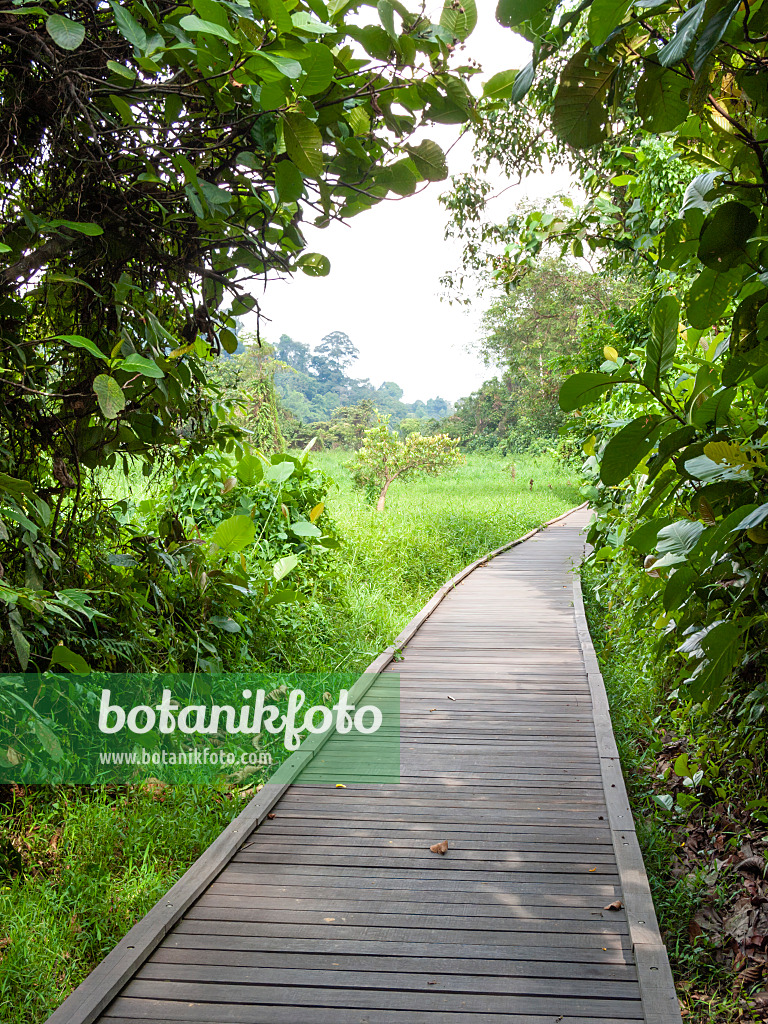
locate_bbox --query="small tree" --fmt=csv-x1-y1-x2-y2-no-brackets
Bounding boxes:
351,421,464,512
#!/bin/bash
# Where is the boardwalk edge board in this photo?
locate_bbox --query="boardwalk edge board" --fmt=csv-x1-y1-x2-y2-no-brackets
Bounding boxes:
45,502,588,1024
573,574,683,1024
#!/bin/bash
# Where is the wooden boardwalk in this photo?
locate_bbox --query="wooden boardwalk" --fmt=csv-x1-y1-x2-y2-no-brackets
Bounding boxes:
48,506,681,1024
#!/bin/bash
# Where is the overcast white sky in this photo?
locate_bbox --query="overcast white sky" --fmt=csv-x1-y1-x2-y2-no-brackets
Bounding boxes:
245,5,575,404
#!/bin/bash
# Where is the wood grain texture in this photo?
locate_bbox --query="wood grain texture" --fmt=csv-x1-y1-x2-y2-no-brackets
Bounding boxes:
44,504,681,1024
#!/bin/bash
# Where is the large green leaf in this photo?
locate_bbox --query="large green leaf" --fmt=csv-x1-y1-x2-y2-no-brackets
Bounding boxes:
179,14,238,43
93,375,126,419
483,70,519,101
31,718,63,762
211,514,256,552
118,353,165,378
693,1,740,72
552,47,616,148
275,161,305,203
510,60,535,103
54,334,107,361
587,0,631,46
108,0,147,49
298,43,335,94
404,140,448,181
236,453,263,486
698,201,758,271
600,416,661,486
441,0,477,39
691,620,741,702
296,252,331,277
686,267,740,329
46,14,85,50
273,553,300,581
559,371,624,412
50,645,91,674
658,1,706,66
290,521,322,538
644,294,679,389
636,65,689,132
657,519,706,556
283,113,324,179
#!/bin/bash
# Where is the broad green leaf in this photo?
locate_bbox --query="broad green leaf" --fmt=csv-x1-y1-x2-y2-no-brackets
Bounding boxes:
236,453,263,485
46,13,85,50
559,371,623,412
110,94,135,127
587,0,631,46
106,60,137,80
0,473,34,496
298,43,335,94
290,520,321,538
376,159,419,196
686,267,740,329
273,553,300,581
283,112,324,178
663,565,698,613
441,0,477,39
552,47,616,148
249,51,303,80
510,60,535,103
626,516,675,553
657,519,706,556
180,14,238,42
658,1,706,66
50,220,104,236
275,160,305,203
680,171,722,214
118,353,165,378
378,0,397,37
31,718,63,762
53,334,107,361
404,140,447,181
263,460,295,484
291,12,334,33
692,620,741,703
600,416,660,486
496,0,544,27
690,386,735,428
297,252,331,277
93,375,126,419
698,201,758,271
50,645,91,674
693,1,740,72
636,65,689,132
208,615,241,632
483,70,519,101
644,294,679,389
211,514,256,552
220,329,238,354
732,503,768,531
108,1,147,49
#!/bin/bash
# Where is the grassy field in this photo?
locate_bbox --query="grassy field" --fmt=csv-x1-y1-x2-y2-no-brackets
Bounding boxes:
0,449,580,1023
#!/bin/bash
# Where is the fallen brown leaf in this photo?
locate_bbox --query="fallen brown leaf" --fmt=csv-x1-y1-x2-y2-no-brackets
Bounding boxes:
429,840,448,855
267,813,276,820
604,900,623,911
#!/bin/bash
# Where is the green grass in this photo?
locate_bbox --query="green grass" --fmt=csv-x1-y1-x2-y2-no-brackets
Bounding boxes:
0,449,580,1023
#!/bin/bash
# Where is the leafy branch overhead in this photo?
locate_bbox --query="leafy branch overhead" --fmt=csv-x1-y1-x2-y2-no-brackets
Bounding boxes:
476,0,768,710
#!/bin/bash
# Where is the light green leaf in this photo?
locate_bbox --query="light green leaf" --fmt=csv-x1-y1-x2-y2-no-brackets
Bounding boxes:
298,43,335,94
482,69,518,101
657,520,706,556
693,1,739,72
180,14,238,43
686,268,740,329
50,220,104,236
290,520,321,538
291,11,334,33
50,645,91,674
636,64,689,132
282,112,324,178
644,294,679,389
53,334,107,361
93,375,126,419
441,0,477,39
46,13,85,50
249,51,303,80
236,453,264,486
263,460,295,484
559,371,623,412
378,0,397,38
118,354,165,378
273,553,300,581
106,60,137,80
211,514,256,552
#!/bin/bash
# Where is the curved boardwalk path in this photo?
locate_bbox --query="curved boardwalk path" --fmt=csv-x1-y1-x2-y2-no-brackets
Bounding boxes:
48,506,681,1024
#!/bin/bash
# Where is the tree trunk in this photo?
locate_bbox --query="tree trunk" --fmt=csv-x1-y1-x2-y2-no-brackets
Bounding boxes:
376,478,393,512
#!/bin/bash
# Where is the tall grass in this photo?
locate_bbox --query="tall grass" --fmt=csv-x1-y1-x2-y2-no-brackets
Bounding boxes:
0,449,580,1023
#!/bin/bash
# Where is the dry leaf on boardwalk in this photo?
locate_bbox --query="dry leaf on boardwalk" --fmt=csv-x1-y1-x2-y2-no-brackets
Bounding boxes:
604,900,623,911
429,840,449,855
